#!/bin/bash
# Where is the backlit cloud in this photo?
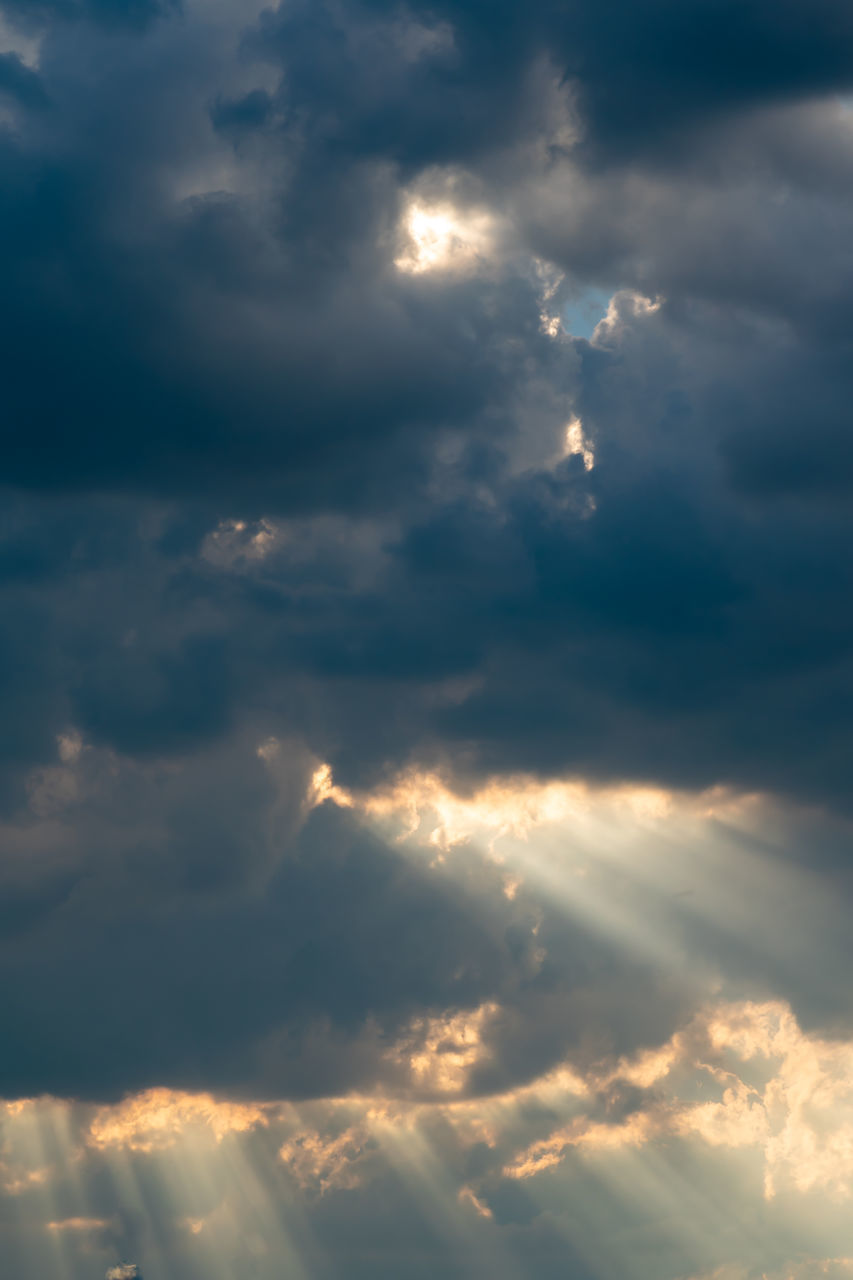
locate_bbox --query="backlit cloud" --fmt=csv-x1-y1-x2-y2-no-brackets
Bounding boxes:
1,0,853,1277
395,198,497,276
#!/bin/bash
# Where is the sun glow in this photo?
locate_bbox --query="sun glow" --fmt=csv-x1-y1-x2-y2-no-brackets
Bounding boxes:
308,763,678,850
395,200,495,275
3,761,849,1280
564,416,596,470
87,1090,270,1154
502,997,853,1207
4,989,853,1279
387,1001,501,1095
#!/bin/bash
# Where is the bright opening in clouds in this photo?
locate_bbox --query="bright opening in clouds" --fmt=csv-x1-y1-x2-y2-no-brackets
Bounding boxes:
2,0,853,1278
562,287,613,340
395,199,497,275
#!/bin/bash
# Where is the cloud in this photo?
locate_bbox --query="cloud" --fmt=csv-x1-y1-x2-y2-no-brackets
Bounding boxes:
1,0,174,30
0,0,850,818
0,2,853,1276
502,997,853,1204
87,1091,270,1154
5,993,853,1278
0,729,848,1104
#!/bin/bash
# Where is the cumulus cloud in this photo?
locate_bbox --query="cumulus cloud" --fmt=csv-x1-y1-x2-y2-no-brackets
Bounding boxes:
501,997,853,1202
4,993,853,1279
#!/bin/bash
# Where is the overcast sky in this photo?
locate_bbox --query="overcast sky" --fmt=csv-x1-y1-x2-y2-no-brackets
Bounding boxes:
2,1,853,1278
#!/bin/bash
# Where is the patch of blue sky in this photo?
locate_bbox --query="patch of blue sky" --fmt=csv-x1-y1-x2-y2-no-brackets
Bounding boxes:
563,286,613,339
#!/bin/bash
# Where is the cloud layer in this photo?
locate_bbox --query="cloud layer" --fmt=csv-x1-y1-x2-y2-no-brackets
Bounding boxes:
1,0,853,1276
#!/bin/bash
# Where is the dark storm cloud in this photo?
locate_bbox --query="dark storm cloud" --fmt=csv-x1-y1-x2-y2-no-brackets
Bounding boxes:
0,0,567,510
0,0,852,1109
260,0,853,161
0,688,708,1100
551,0,853,156
0,51,49,108
0,0,175,29
1,0,850,514
0,765,525,1099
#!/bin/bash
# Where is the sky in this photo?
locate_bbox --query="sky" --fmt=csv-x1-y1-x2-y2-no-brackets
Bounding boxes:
2,0,853,1277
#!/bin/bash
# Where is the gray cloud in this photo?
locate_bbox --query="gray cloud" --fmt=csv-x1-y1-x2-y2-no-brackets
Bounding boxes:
0,3,852,1276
